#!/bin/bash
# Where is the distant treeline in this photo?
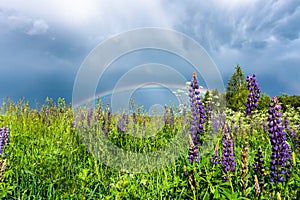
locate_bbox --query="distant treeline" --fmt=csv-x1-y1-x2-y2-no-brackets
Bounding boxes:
202,65,300,112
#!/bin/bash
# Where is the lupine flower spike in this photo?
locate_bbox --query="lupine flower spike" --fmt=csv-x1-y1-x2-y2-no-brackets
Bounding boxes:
221,125,235,182
246,74,260,116
290,129,298,151
210,141,220,165
188,72,206,163
240,136,249,192
253,146,265,197
0,127,10,156
268,97,292,188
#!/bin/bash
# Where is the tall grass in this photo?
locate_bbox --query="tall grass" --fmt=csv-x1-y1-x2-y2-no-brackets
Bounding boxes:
0,97,299,199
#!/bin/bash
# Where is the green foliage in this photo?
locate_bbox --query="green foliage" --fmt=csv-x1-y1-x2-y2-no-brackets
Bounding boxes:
0,95,299,199
278,94,300,112
257,93,271,111
226,65,248,111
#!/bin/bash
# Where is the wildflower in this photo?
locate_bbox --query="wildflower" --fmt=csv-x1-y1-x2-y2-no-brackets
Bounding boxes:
290,129,298,151
188,72,206,163
253,146,265,196
210,143,220,165
268,96,292,184
87,108,93,127
102,110,111,136
221,125,235,181
132,112,137,135
283,116,291,135
245,74,260,116
188,138,199,163
163,106,168,126
240,136,249,191
170,107,174,128
0,127,10,156
117,116,125,133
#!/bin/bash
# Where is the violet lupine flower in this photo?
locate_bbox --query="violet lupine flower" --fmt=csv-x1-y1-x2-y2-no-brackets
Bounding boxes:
87,108,93,127
163,106,168,126
211,114,219,134
102,110,112,136
284,116,291,135
240,136,249,191
188,72,206,163
197,100,206,139
262,121,267,133
117,116,125,133
245,74,261,116
210,145,220,165
188,138,199,163
132,112,137,135
221,125,235,181
211,111,225,134
133,112,137,125
253,146,265,197
0,127,10,156
101,116,106,135
124,114,129,128
189,73,205,162
268,96,292,184
170,108,174,128
290,129,298,151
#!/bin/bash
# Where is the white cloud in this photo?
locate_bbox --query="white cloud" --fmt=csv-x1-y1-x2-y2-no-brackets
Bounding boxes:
0,0,181,42
0,10,49,35
26,19,49,35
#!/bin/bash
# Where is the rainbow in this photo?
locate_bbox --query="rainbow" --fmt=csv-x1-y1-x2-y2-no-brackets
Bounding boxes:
73,84,209,108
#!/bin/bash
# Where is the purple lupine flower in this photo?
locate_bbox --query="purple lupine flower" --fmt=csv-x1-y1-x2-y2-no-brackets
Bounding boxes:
253,146,265,197
133,112,137,125
101,116,106,135
211,114,219,134
245,74,261,116
268,97,292,184
197,100,206,138
284,116,291,135
102,110,111,136
233,124,238,133
87,108,93,127
188,138,199,163
142,120,146,131
163,106,168,126
290,129,298,151
211,111,226,134
188,72,206,163
132,112,137,135
170,107,174,127
124,113,129,128
210,145,220,165
205,102,213,120
221,125,235,181
240,136,249,191
262,121,267,133
117,116,125,133
0,126,10,156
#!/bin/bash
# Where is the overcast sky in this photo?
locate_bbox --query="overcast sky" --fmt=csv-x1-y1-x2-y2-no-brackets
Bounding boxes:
0,0,299,107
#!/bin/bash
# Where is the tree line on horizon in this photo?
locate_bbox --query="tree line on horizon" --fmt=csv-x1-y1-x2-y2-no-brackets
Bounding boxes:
202,65,300,113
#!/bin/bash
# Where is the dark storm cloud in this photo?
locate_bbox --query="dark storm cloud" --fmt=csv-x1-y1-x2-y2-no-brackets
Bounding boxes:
169,0,300,95
0,0,300,108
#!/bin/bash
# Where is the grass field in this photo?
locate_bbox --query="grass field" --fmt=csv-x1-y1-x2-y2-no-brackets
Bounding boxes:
0,91,299,199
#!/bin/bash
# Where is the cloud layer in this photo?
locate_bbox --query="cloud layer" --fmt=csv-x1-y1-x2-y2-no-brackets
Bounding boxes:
0,0,299,106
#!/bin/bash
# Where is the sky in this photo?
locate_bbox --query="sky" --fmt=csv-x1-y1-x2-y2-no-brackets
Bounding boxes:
0,0,299,109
